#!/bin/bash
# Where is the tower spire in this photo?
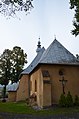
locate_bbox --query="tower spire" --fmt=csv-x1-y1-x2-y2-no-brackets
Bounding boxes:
36,37,41,53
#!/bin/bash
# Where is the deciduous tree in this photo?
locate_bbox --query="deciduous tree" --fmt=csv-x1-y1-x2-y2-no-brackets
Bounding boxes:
0,46,27,100
70,0,79,36
0,49,12,101
11,46,27,83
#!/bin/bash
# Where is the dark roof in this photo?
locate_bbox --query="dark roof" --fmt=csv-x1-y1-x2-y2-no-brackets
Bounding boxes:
39,39,79,64
21,39,79,75
21,47,45,74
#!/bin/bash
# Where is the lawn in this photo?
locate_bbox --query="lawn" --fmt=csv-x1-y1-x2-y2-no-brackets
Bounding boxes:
0,102,79,115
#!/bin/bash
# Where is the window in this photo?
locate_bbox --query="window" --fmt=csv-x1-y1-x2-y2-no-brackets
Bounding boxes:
35,80,37,92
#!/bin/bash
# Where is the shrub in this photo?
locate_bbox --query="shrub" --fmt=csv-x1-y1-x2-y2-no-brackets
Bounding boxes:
66,91,73,107
59,94,66,107
74,95,79,106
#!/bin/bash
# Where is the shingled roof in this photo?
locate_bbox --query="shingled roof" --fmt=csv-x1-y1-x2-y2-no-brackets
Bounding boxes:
21,47,45,74
21,39,79,75
39,39,78,64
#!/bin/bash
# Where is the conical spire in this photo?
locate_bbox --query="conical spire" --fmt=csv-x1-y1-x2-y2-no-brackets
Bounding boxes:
36,37,41,53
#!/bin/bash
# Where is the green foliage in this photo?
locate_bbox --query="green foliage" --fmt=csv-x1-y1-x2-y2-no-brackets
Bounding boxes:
0,46,27,100
59,94,66,107
59,92,74,107
11,46,27,83
70,0,79,36
66,91,73,107
74,95,79,106
0,49,12,85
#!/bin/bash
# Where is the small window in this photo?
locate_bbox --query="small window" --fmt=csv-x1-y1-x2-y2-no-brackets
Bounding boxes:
59,69,65,76
35,80,37,92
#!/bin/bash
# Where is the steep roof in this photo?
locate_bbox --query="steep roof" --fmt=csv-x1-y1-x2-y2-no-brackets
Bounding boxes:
21,47,45,74
39,39,79,64
21,39,79,75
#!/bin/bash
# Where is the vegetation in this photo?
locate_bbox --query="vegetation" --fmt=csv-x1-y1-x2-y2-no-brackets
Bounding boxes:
0,46,27,100
70,0,79,36
59,92,75,107
66,91,73,107
0,0,33,17
59,94,66,107
0,102,79,115
74,95,79,106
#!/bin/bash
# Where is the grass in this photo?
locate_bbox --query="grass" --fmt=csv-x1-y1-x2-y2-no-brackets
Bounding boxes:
0,102,79,115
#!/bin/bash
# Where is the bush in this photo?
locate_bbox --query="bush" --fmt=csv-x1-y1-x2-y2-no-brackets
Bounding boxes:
74,95,79,106
66,91,73,107
59,94,66,107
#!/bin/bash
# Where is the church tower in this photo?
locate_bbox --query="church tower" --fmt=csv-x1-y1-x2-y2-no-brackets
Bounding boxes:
36,38,41,53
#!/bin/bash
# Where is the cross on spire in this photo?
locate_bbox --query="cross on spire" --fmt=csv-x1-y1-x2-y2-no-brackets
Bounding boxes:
36,37,41,53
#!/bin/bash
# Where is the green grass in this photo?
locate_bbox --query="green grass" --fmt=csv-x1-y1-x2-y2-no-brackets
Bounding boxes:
0,102,79,115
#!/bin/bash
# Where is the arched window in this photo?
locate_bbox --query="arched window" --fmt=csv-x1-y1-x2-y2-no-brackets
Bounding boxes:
35,80,37,92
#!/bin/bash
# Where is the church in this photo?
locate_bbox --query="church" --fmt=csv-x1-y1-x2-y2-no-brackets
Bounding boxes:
8,39,79,108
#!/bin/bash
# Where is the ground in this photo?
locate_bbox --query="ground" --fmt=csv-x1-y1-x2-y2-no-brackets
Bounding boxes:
0,112,79,119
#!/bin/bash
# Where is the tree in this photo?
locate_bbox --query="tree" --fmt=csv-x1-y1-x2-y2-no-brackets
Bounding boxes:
11,46,27,83
0,46,27,100
0,49,12,101
70,0,79,36
0,0,33,17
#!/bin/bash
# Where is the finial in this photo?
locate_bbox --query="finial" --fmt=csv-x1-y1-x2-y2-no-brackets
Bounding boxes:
38,37,40,41
54,35,56,40
36,37,41,53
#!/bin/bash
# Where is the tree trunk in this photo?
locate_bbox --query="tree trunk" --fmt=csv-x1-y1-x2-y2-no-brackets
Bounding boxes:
2,85,6,102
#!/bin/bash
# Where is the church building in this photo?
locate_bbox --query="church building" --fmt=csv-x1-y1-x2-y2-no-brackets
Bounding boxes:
9,39,79,108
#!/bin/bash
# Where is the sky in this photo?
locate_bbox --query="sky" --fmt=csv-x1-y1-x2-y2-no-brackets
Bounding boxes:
0,0,79,67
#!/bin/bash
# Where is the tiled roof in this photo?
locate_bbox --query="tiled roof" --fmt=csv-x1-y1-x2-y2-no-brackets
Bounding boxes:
21,47,45,74
39,39,79,64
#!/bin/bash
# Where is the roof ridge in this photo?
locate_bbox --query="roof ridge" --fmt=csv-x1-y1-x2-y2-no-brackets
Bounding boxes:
39,39,78,64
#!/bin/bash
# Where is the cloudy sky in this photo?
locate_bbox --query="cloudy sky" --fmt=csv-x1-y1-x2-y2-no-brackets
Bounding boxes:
0,0,79,67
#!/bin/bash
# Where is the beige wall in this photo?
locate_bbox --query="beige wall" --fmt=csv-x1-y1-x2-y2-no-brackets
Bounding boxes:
15,63,79,107
30,68,44,107
40,64,79,105
8,91,16,102
16,75,29,101
43,83,51,107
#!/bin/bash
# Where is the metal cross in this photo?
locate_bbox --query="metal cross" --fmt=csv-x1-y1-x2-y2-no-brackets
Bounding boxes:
59,76,67,94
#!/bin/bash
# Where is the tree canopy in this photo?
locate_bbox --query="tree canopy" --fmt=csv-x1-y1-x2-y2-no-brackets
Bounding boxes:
0,0,33,17
0,46,27,85
0,46,27,101
70,0,79,36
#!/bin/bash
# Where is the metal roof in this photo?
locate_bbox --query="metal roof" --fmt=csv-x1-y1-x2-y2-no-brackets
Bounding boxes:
21,39,79,75
21,47,45,74
39,39,79,64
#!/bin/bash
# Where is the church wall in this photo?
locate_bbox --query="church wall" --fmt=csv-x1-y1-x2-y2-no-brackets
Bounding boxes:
16,75,29,101
30,68,43,107
8,91,16,102
40,64,79,105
